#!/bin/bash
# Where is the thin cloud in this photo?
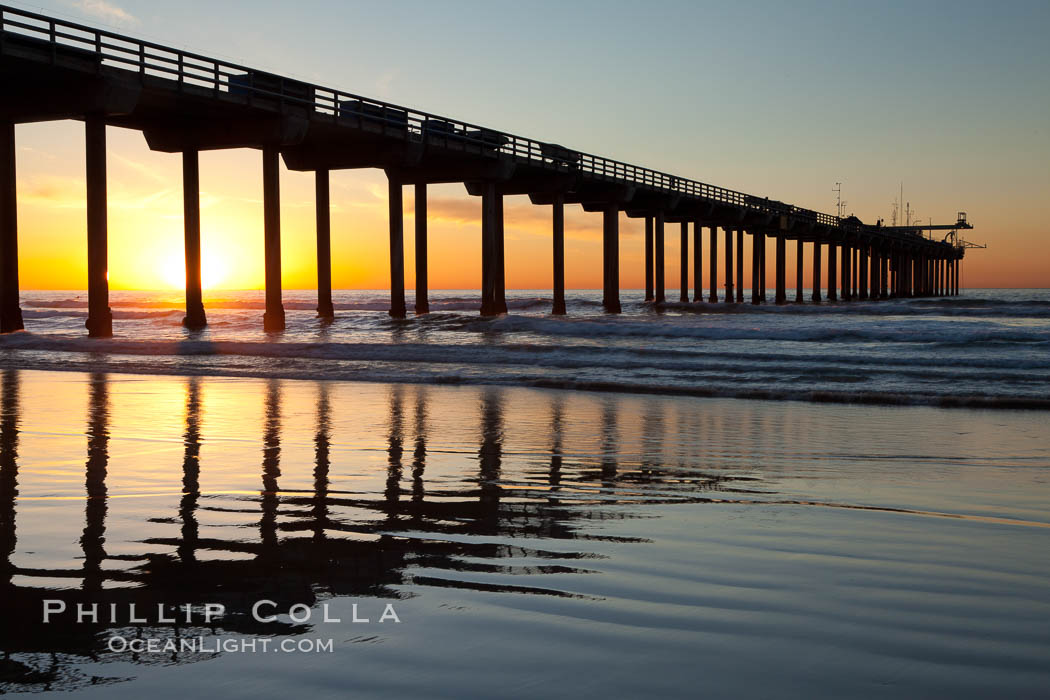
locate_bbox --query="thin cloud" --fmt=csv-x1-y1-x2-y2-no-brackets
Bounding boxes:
71,0,138,26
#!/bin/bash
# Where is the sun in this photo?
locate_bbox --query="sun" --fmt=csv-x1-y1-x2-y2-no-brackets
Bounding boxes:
160,255,229,291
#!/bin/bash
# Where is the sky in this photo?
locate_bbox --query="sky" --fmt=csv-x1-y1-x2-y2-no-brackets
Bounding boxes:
6,0,1049,290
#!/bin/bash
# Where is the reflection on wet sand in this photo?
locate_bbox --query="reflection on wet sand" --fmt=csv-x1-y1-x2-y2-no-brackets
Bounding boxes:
0,372,765,691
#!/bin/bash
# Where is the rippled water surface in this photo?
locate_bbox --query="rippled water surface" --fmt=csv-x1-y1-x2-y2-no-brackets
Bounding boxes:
2,288,1048,408
0,369,1048,697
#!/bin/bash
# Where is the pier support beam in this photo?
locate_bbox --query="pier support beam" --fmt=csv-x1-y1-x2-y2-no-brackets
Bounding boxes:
812,241,822,303
261,146,286,331
679,221,688,302
602,204,621,313
724,226,734,302
494,194,507,314
552,193,566,314
85,117,112,337
726,225,734,300
315,169,335,319
851,245,858,299
751,231,761,305
481,182,496,316
182,150,207,329
413,183,429,314
859,244,869,300
644,215,653,302
708,226,718,303
655,211,665,304
827,242,838,301
795,239,804,303
0,122,22,333
881,253,888,299
736,229,744,302
841,242,851,301
758,233,767,302
774,235,786,305
386,172,406,319
693,218,703,302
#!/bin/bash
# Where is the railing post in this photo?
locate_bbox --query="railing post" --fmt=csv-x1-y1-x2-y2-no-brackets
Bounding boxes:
316,169,334,319
414,183,429,314
182,149,206,329
84,116,112,337
0,121,23,333
552,193,566,315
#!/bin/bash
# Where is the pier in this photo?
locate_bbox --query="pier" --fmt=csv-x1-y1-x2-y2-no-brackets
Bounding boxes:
0,6,971,336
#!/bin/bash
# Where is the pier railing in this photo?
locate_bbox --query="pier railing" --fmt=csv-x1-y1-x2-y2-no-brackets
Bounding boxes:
1,3,911,235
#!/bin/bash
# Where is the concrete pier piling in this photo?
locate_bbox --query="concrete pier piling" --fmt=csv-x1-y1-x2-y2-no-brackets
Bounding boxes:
552,193,566,315
679,221,688,303
494,193,507,314
182,149,207,329
655,211,665,304
0,122,22,334
315,169,335,319
736,229,744,303
774,235,786,305
812,241,822,304
386,173,406,319
692,218,703,302
752,231,761,305
827,242,838,301
708,225,718,303
795,239,804,304
480,182,497,316
724,226,734,302
644,215,654,302
602,204,621,313
85,116,112,338
413,183,428,315
261,146,286,331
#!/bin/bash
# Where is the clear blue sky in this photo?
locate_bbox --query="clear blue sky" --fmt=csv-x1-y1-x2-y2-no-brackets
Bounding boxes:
6,0,1049,285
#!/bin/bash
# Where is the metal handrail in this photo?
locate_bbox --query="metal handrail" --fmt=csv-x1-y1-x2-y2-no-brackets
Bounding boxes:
0,3,956,249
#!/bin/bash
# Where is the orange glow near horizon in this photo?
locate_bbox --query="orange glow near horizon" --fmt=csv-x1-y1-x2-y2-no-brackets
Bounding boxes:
10,123,1043,292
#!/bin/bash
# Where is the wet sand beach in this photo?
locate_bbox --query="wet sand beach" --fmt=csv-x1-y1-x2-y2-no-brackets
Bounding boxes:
1,369,1047,697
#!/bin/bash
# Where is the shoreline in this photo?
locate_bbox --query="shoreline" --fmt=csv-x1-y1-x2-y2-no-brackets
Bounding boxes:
1,357,1047,411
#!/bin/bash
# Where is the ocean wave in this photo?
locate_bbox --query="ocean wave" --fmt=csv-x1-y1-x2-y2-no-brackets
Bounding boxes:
1,349,1046,411
462,315,1050,345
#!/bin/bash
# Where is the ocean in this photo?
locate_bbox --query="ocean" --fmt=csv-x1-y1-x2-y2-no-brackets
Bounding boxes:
3,288,1049,408
0,289,1048,698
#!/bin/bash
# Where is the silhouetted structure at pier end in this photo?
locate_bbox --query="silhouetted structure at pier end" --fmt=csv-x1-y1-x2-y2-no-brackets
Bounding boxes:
0,5,971,336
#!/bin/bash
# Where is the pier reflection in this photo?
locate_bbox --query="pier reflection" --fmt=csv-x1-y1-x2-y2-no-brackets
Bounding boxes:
0,374,753,692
